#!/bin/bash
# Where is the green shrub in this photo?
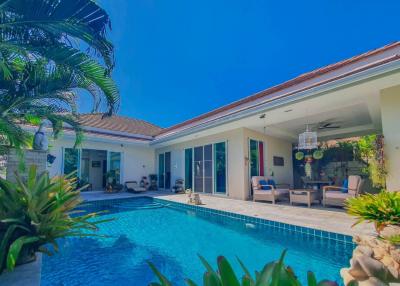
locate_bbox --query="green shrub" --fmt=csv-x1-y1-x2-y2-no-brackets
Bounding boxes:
0,166,110,273
345,191,400,233
148,250,339,286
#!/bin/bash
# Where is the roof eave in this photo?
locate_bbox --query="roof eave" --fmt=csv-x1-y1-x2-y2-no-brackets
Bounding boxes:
151,56,400,146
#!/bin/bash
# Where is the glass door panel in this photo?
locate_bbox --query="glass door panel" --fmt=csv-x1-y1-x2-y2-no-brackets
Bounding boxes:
204,144,213,193
158,154,165,188
109,152,121,184
184,148,193,190
249,139,259,177
165,152,171,189
194,146,203,193
259,142,264,176
214,142,226,194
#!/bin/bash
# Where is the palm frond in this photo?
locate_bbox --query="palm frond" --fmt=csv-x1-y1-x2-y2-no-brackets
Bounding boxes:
0,0,114,69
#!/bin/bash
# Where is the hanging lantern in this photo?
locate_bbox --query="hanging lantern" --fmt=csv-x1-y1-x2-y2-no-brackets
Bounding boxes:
295,151,304,161
298,125,318,150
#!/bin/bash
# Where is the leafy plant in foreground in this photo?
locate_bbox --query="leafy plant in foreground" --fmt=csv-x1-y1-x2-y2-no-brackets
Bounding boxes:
345,190,400,234
0,165,111,273
148,250,339,286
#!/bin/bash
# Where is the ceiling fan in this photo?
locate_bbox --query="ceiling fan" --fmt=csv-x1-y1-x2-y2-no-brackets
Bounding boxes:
317,119,341,130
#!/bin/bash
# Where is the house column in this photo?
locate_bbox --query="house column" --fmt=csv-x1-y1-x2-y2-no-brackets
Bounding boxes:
380,85,400,191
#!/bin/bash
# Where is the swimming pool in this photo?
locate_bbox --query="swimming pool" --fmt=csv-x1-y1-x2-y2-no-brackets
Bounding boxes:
41,197,353,285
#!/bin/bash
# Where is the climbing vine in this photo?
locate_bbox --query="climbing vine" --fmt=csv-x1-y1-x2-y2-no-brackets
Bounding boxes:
354,135,387,189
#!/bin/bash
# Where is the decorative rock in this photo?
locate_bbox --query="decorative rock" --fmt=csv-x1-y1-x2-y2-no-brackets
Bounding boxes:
341,234,400,285
381,225,400,240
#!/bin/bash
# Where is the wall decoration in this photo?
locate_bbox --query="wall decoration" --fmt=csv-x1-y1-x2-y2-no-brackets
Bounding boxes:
295,151,304,161
273,156,284,166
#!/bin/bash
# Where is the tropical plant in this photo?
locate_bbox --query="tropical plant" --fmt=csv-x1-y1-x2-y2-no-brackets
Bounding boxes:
354,135,387,189
345,191,400,234
148,250,339,286
0,59,88,149
0,165,110,273
0,0,119,149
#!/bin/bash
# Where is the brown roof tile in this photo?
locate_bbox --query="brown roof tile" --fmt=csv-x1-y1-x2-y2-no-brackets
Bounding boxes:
78,114,163,137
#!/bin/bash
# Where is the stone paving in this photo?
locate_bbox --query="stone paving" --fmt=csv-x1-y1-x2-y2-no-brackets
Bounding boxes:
82,191,375,236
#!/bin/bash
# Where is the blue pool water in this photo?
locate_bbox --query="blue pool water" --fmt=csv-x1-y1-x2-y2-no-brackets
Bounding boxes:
41,197,353,286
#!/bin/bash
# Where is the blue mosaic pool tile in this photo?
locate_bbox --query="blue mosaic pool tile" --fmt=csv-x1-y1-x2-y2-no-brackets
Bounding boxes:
151,197,355,246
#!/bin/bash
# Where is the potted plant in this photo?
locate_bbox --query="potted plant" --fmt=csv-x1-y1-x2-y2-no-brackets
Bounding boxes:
0,165,109,273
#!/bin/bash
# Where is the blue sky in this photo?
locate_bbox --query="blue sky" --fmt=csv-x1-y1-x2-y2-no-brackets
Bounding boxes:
94,0,400,128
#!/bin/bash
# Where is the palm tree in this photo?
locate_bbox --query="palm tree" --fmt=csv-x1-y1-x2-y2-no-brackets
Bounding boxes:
0,0,119,148
0,58,90,150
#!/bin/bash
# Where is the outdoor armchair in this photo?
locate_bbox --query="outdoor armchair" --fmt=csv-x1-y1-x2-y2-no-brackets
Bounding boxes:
322,175,363,207
252,176,290,204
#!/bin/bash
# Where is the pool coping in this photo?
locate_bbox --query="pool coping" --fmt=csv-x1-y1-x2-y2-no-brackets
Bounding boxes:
0,253,42,286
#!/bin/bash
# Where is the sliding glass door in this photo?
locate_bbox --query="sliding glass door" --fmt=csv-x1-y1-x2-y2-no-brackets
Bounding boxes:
158,152,171,189
190,142,227,195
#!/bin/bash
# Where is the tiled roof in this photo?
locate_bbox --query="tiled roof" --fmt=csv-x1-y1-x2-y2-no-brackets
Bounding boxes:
78,114,163,138
158,41,400,136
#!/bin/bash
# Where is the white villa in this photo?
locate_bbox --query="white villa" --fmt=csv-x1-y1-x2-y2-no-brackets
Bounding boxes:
46,42,400,199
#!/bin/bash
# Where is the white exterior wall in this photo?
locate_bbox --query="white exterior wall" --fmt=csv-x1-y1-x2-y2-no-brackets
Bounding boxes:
243,128,294,198
380,85,400,191
155,127,294,200
45,127,292,199
47,136,156,185
155,128,246,199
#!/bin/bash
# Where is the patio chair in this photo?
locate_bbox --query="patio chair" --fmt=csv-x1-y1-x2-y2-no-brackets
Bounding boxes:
322,175,363,207
125,181,147,193
252,176,290,204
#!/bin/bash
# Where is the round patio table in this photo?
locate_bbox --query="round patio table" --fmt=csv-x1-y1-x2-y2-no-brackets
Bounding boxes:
289,189,321,208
